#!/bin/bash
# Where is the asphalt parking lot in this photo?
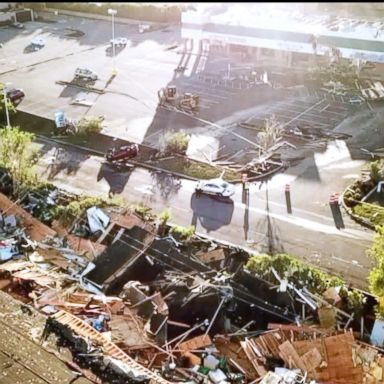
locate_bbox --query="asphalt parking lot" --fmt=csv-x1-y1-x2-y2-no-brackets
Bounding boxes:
0,11,376,165
0,12,182,140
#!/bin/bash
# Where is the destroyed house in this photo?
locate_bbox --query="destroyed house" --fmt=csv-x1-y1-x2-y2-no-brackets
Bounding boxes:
84,225,156,293
84,227,298,338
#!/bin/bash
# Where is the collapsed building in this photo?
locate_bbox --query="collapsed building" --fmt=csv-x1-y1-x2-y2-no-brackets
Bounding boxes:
0,187,383,384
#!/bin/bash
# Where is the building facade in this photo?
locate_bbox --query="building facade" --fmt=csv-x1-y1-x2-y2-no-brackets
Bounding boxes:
181,6,384,66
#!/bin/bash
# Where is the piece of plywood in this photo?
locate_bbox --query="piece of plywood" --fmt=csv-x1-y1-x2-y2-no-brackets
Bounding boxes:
179,334,212,353
278,340,307,373
301,347,323,371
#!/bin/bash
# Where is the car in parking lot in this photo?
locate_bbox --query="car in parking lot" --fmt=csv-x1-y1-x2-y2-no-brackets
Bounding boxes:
195,178,236,198
31,37,46,47
106,144,139,163
74,67,98,81
6,88,25,103
10,22,24,29
110,37,127,46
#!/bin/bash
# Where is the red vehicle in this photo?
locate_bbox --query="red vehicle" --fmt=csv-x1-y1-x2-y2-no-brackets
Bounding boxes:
6,88,25,103
106,144,139,163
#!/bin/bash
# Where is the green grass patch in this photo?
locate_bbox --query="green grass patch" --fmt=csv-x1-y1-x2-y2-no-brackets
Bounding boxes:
246,253,345,293
353,203,384,227
246,253,366,316
156,157,239,181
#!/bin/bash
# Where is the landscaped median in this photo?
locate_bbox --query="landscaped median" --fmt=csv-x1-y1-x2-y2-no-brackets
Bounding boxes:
9,111,285,183
341,160,384,230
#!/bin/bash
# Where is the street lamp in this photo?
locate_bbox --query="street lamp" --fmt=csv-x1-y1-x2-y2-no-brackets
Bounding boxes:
108,8,117,74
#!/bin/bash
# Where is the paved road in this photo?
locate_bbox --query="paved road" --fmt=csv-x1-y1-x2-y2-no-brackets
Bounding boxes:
36,139,373,290
1,12,377,290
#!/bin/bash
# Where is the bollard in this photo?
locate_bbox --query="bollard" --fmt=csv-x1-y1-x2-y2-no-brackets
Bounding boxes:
242,173,248,190
333,192,345,229
285,184,292,214
329,193,339,229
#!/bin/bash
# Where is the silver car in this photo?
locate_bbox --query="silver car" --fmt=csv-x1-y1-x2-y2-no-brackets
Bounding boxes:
110,37,127,46
31,37,46,47
195,178,235,198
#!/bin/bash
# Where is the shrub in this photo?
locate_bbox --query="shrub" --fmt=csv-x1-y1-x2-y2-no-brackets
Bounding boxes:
53,195,121,226
158,209,172,224
164,131,190,155
170,225,195,240
134,204,154,221
369,160,384,184
353,203,384,227
246,253,344,293
339,287,367,317
77,117,103,135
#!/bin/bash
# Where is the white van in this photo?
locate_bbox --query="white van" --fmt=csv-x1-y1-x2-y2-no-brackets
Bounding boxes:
74,67,98,81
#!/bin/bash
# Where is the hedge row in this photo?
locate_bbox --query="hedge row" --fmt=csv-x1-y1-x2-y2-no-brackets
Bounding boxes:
28,2,183,23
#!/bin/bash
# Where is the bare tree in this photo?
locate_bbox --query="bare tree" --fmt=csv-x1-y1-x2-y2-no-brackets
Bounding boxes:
257,115,284,155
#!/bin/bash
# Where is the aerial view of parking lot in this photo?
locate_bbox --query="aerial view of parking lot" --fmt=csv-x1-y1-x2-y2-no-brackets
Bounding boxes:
1,2,384,383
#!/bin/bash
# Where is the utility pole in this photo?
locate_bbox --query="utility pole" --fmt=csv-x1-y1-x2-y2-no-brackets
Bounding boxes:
108,8,117,74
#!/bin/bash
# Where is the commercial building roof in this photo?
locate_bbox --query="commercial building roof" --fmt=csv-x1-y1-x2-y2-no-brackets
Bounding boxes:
182,4,384,62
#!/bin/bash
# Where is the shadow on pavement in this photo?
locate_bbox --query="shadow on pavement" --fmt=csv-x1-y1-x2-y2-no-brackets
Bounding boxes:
38,143,91,180
190,192,234,233
150,170,182,201
97,161,132,197
105,45,125,57
253,180,285,254
23,44,42,54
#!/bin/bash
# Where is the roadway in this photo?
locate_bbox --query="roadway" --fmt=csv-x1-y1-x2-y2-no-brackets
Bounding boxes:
36,139,374,290
0,11,377,290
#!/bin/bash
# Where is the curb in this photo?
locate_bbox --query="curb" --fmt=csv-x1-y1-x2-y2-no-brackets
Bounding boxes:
37,135,199,181
55,81,105,94
41,131,284,184
340,184,375,231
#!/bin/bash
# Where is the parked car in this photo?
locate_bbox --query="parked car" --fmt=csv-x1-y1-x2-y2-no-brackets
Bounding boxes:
31,37,46,47
195,178,236,198
10,22,24,29
106,144,139,163
110,37,127,46
6,88,25,102
74,67,98,81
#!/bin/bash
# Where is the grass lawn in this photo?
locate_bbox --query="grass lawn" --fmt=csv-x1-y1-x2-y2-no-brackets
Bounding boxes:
353,202,384,227
156,157,240,181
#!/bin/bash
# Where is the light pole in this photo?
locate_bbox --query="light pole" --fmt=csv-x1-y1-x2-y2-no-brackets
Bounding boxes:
108,8,117,74
2,83,11,128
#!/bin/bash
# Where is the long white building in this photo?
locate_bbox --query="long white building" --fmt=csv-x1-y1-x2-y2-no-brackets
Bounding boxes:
181,4,384,66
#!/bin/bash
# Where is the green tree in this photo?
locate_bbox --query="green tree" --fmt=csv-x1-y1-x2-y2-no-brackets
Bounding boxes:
0,83,16,120
157,208,172,236
0,126,39,197
368,226,384,296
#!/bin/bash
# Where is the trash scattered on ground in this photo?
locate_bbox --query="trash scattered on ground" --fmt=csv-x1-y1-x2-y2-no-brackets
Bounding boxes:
0,186,382,384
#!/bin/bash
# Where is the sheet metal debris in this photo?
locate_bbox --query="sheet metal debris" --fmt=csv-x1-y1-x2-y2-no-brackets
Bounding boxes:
0,190,382,384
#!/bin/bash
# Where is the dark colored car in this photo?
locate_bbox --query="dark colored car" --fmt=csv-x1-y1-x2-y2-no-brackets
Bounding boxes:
6,88,25,102
106,144,139,162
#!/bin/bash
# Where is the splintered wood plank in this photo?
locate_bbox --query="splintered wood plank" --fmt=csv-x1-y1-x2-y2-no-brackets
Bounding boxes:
278,340,307,373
